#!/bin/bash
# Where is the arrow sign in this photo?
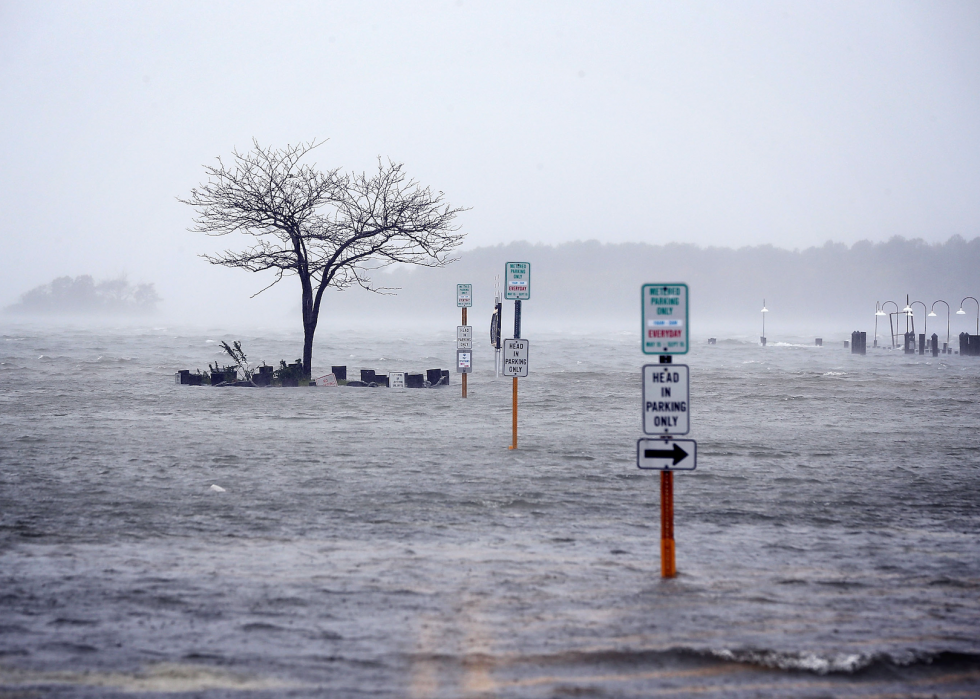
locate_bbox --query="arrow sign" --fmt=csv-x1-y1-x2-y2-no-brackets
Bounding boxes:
637,438,697,471
643,443,689,465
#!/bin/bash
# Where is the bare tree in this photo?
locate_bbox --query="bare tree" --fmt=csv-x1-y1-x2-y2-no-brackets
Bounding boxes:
180,140,466,376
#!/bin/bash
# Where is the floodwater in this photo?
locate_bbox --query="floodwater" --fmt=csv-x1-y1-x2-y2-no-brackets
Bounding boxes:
1,325,979,697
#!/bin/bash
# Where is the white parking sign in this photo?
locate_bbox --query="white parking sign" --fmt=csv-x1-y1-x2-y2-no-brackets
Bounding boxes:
502,339,529,377
642,364,689,435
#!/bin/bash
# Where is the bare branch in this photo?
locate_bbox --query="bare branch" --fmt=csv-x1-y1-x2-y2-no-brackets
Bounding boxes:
249,270,284,298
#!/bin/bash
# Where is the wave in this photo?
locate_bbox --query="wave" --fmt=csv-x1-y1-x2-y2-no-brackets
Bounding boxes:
700,647,980,675
441,646,980,677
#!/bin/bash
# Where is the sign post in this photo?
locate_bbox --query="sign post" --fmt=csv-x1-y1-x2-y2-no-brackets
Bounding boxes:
504,263,530,449
502,339,528,448
638,283,692,579
661,472,674,577
457,284,472,398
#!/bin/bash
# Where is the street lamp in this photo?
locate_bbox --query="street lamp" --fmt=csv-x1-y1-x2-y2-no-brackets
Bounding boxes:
930,300,950,349
874,302,883,348
901,294,916,337
958,296,979,335
761,300,769,346
879,300,899,348
909,300,927,339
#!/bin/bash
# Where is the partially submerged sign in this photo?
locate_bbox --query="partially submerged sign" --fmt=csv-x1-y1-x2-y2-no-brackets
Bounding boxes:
315,373,338,387
456,350,472,373
457,325,473,350
502,339,529,377
505,262,531,300
642,283,688,355
642,364,689,435
457,283,472,308
637,438,697,470
389,372,406,388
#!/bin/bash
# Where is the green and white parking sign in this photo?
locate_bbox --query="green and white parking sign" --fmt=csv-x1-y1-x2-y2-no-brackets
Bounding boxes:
641,283,688,354
505,262,530,300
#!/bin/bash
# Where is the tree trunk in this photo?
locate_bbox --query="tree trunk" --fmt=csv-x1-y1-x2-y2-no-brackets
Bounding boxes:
303,320,315,380
300,273,316,379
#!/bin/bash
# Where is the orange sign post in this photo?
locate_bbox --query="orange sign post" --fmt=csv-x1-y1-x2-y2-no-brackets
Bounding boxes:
660,471,675,577
637,283,694,579
510,376,518,449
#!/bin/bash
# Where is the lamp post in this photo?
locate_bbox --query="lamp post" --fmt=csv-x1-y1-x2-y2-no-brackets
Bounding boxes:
761,300,768,346
879,300,899,348
957,296,979,335
929,300,950,349
874,302,882,348
908,300,927,337
906,300,927,354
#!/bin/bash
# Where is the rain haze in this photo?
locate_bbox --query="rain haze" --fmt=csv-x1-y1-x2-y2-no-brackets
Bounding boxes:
2,0,980,330
3,3,980,697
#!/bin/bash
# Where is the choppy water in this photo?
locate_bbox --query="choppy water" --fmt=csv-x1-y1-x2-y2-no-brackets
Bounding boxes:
1,324,979,697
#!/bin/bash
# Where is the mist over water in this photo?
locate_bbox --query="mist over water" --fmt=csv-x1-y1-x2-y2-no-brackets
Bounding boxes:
1,324,978,696
5,1,980,691
128,236,979,337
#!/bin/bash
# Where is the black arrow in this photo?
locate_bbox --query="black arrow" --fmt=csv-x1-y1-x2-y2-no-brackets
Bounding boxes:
644,443,688,465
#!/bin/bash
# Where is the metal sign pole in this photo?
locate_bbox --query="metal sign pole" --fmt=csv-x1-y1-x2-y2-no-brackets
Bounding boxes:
495,298,503,376
493,276,501,377
491,288,502,377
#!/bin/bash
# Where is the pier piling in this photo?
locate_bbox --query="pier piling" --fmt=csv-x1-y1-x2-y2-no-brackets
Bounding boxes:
851,332,866,355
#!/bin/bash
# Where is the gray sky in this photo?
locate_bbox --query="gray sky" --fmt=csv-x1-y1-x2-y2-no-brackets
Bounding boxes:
1,0,979,315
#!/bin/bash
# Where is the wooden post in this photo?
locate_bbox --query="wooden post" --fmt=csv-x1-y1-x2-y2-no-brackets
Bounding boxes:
661,470,676,578
461,306,467,398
